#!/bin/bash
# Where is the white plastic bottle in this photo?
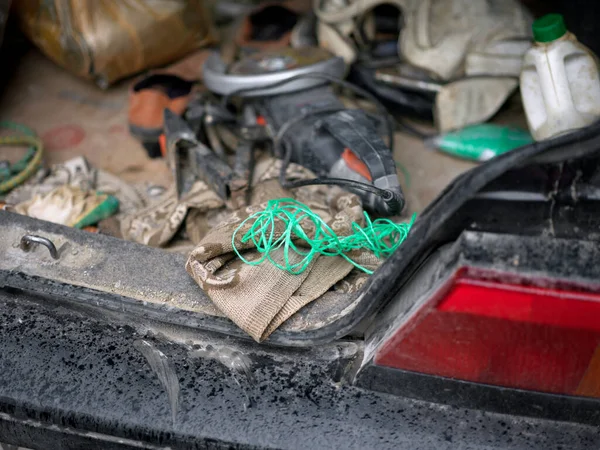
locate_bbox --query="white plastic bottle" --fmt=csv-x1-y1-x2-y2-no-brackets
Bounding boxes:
520,14,600,141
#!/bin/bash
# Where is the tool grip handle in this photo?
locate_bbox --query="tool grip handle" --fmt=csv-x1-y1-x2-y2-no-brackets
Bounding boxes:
321,110,405,215
190,146,233,200
321,110,397,181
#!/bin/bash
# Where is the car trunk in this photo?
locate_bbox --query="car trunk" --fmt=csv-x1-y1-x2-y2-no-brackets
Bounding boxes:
0,48,483,344
1,38,600,345
2,4,600,447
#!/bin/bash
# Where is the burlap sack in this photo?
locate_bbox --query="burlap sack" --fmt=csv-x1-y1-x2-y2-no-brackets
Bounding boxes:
120,180,224,247
120,156,322,248
185,172,379,342
121,157,381,341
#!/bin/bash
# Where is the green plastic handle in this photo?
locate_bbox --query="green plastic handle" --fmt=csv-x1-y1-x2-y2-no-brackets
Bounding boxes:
428,124,534,162
74,194,120,229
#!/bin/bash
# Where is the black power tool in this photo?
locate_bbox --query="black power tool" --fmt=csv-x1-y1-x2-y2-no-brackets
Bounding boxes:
197,47,406,215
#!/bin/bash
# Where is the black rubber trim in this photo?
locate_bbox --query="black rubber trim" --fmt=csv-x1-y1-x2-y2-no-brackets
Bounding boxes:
356,365,600,427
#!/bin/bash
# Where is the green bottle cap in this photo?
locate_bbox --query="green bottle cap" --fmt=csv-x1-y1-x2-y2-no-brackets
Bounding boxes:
532,14,567,43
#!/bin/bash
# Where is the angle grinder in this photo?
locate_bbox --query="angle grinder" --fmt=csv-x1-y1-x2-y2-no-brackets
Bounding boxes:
202,47,405,216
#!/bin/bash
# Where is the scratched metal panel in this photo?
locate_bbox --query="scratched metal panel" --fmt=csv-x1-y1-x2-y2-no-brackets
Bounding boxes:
0,211,361,345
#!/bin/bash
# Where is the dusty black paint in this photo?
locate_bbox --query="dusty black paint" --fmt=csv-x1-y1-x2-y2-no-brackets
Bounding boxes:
0,289,598,449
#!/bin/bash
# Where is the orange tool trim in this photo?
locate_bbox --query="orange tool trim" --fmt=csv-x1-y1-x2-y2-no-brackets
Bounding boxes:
342,148,372,181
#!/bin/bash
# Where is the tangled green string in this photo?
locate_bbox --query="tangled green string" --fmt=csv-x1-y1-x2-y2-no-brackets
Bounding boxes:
232,198,415,275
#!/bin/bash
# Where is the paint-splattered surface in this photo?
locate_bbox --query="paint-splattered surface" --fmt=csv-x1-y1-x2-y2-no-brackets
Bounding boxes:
2,217,599,448
0,288,598,449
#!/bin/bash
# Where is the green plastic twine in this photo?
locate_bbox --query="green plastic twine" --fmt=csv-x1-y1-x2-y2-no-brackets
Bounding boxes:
232,198,416,275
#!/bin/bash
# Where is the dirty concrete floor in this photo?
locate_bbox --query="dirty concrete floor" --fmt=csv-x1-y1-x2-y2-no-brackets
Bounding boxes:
0,50,172,188
0,50,488,215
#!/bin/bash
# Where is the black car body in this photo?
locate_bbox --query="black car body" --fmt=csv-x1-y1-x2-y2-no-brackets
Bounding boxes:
2,121,600,449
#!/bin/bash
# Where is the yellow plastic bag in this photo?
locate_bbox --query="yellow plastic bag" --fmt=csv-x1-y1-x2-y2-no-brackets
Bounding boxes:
15,0,216,87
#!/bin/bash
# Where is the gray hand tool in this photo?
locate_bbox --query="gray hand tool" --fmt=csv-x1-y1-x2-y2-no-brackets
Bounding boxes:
164,108,234,200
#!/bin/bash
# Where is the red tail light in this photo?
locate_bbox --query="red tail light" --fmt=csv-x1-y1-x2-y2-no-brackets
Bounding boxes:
374,269,600,398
